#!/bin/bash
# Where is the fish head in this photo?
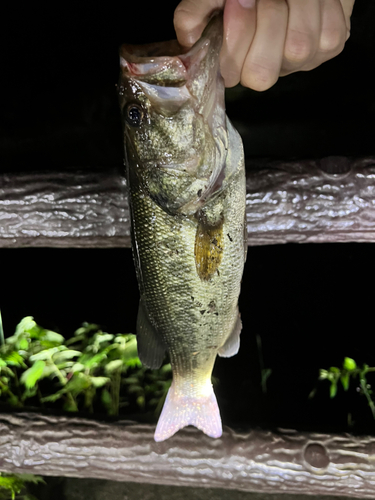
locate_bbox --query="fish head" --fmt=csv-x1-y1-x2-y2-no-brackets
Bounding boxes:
118,13,227,216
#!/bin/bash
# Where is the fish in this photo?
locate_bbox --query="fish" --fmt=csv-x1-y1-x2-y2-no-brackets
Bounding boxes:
118,12,247,442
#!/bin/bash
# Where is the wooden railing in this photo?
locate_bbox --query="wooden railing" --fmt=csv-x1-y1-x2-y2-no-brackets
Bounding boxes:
1,156,375,249
0,412,374,498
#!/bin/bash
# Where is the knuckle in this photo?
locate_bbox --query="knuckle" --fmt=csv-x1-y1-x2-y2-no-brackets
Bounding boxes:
284,30,315,64
241,60,278,92
173,6,192,31
319,27,346,55
222,69,241,89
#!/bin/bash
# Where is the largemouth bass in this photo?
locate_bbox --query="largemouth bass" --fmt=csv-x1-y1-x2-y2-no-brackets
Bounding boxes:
118,13,247,442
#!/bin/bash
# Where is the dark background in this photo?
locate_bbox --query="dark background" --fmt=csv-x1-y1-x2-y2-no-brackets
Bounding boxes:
1,0,375,433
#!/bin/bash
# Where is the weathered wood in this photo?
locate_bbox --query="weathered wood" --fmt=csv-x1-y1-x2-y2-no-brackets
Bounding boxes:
246,156,375,245
1,157,375,248
0,412,374,497
0,168,131,248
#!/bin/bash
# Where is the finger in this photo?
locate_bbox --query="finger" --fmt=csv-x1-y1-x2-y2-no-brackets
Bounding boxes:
174,0,224,48
281,0,321,74
340,0,355,34
318,0,347,56
241,0,289,91
280,0,348,76
220,0,257,87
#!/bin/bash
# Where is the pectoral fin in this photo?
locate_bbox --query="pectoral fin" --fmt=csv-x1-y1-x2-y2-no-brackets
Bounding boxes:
218,313,242,358
136,299,166,369
194,220,223,281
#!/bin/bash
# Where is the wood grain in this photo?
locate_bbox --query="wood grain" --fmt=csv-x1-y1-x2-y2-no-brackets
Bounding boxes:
0,412,374,497
1,156,375,248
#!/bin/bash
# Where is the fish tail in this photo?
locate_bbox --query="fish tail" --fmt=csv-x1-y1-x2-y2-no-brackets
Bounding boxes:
154,380,222,442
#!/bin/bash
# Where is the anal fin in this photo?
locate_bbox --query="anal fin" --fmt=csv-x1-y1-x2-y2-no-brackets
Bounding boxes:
218,312,242,358
136,298,166,369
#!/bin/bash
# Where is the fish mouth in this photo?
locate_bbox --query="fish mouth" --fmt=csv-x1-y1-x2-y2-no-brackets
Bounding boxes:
120,39,185,61
119,13,223,87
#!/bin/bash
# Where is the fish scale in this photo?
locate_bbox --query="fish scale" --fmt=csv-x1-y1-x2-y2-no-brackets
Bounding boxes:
119,13,247,441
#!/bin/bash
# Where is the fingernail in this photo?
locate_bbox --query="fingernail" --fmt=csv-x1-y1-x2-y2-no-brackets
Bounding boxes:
238,0,255,8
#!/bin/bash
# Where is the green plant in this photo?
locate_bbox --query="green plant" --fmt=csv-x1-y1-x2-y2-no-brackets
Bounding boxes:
0,472,44,500
0,317,171,417
311,357,375,421
256,334,272,394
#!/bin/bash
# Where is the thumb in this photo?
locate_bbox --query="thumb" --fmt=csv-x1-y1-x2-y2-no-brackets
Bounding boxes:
174,0,225,48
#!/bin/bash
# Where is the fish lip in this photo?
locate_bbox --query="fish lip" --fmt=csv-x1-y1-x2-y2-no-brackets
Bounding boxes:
119,13,223,85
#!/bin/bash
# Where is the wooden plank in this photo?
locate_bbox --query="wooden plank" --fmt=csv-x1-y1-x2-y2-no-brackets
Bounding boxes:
0,412,374,497
1,156,375,248
0,168,131,248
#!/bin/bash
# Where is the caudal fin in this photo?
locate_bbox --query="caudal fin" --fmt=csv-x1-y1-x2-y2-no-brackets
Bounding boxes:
154,381,222,442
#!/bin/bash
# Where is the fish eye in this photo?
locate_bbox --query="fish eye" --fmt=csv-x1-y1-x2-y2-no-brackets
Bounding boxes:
125,103,144,127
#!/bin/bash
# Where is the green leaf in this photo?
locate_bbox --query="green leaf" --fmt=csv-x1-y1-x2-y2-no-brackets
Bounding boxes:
63,399,79,412
160,363,171,374
15,317,37,335
43,330,64,344
18,338,29,350
6,393,21,407
0,475,24,497
330,382,338,398
41,364,57,379
128,384,143,394
20,360,46,389
21,385,38,401
80,351,108,368
329,366,340,373
15,474,45,485
41,392,63,403
104,359,123,373
308,387,317,399
136,395,145,409
94,333,114,344
101,388,112,406
71,362,85,372
341,373,350,391
74,323,100,336
16,474,45,485
55,361,76,371
90,376,110,388
123,376,142,385
124,357,142,368
122,337,139,361
148,397,161,406
66,374,91,392
30,347,61,361
343,357,357,371
52,349,81,364
4,351,25,367
0,366,15,377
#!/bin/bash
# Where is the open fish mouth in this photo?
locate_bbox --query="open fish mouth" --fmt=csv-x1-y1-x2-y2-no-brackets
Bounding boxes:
119,13,222,89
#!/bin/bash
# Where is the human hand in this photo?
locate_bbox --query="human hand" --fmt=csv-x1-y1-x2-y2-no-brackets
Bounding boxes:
174,0,355,91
